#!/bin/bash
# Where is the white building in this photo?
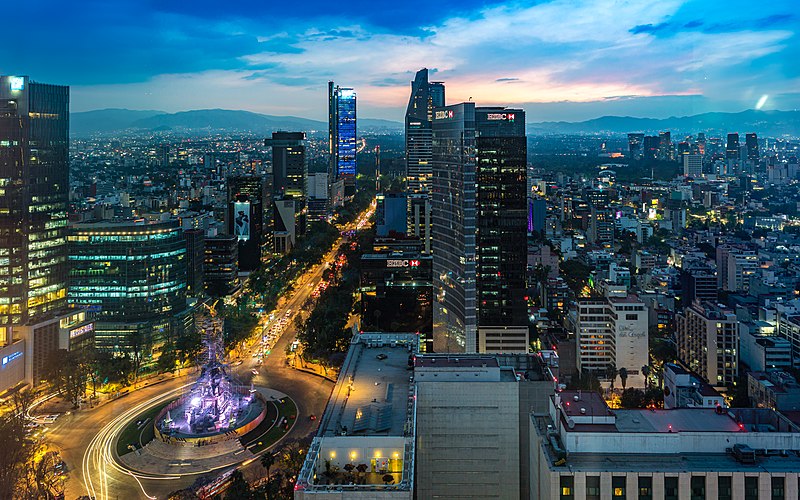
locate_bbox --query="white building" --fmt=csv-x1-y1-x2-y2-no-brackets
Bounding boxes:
532,390,800,500
676,302,739,387
576,295,649,388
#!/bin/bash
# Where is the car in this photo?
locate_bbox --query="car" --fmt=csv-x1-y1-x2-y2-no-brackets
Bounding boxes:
376,353,388,360
309,414,317,421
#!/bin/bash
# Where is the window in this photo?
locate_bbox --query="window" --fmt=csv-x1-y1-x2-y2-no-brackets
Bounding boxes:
586,476,600,500
638,476,652,500
772,476,784,500
665,477,679,500
612,476,626,498
745,477,759,500
691,476,706,499
560,475,574,499
718,476,732,500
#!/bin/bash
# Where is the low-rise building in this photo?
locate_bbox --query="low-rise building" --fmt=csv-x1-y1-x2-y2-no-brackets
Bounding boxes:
748,371,800,412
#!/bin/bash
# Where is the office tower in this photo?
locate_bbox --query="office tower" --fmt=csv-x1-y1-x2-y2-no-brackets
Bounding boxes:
683,153,702,177
376,192,407,237
68,220,191,354
658,131,672,160
679,262,717,307
360,254,433,350
576,295,649,388
745,132,759,161
328,82,357,196
227,176,264,270
273,198,296,254
696,132,706,156
0,76,69,333
676,302,738,387
586,189,613,247
716,244,758,292
306,172,329,222
407,193,431,254
726,133,740,159
156,144,170,168
432,104,528,353
529,197,546,234
267,131,307,201
184,229,205,298
642,135,659,160
204,233,239,297
405,68,445,194
627,133,644,160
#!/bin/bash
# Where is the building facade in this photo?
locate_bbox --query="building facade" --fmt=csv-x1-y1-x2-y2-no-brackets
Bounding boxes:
405,68,445,194
676,301,739,387
328,82,357,195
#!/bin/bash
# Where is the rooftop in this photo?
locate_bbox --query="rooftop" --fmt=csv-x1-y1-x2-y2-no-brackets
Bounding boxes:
413,356,499,369
319,333,417,438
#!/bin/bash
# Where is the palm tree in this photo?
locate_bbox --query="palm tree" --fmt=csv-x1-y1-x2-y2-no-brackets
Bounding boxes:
641,365,651,388
619,367,628,390
261,453,276,500
607,363,618,392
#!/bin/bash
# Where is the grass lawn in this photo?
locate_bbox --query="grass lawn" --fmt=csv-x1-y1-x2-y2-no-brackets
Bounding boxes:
115,400,172,456
246,397,297,454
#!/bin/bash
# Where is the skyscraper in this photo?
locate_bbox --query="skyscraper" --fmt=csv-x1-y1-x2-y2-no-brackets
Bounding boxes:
405,68,445,194
0,76,69,337
328,82,357,196
726,133,740,159
745,132,759,162
431,104,528,353
267,131,307,201
627,133,644,160
227,176,264,271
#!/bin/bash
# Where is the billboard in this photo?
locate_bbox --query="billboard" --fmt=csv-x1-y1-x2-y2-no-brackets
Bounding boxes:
233,201,251,242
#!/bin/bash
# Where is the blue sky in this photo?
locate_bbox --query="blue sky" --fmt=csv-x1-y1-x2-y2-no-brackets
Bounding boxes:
1,0,797,121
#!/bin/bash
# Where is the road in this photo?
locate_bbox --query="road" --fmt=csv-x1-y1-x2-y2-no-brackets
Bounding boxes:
46,205,373,499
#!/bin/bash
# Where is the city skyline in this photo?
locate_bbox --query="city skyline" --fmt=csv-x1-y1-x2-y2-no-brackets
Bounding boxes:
1,0,797,122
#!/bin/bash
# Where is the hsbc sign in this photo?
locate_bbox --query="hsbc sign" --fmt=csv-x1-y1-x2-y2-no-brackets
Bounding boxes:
486,113,515,121
386,259,421,268
434,110,454,120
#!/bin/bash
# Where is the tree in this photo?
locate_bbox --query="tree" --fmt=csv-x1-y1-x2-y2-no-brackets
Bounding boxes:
224,470,252,500
606,363,618,392
260,452,276,500
641,365,651,389
621,388,645,408
619,367,628,390
44,349,89,408
560,259,591,295
0,392,38,498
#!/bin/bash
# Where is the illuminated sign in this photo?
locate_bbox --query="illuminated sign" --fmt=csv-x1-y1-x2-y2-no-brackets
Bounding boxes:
434,110,454,120
9,77,24,91
2,351,22,366
70,323,94,339
233,201,251,242
486,113,515,121
386,259,421,268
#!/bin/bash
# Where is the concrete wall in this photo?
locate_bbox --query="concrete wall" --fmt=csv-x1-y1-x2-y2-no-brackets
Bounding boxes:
416,381,520,499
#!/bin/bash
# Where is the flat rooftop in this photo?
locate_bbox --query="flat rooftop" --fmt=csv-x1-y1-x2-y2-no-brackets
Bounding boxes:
414,356,499,369
614,408,742,433
319,334,416,437
559,451,800,473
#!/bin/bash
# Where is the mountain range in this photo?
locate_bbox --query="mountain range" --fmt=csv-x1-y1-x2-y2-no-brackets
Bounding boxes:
527,109,800,136
70,108,800,137
70,108,403,136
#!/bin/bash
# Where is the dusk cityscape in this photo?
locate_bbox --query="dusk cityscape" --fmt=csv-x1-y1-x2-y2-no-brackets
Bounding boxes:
1,0,800,499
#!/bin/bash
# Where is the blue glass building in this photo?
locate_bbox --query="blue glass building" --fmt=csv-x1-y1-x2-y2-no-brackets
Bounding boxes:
328,82,357,195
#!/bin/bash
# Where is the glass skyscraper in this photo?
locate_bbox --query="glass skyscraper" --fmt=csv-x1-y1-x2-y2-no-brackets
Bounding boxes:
405,68,445,194
68,220,189,354
0,76,69,340
432,104,528,353
328,82,357,195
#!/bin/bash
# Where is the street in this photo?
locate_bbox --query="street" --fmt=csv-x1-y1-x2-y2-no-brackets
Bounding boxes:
44,206,373,500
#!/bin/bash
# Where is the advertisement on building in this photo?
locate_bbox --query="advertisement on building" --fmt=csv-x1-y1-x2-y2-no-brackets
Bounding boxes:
233,201,251,242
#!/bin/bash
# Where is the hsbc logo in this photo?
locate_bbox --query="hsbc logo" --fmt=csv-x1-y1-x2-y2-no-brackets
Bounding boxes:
387,259,421,268
487,113,515,121
434,110,454,120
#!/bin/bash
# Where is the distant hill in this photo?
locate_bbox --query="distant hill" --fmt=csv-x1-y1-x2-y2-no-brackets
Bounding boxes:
528,110,800,136
70,108,402,136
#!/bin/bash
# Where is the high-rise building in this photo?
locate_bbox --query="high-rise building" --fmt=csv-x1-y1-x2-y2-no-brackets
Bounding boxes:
745,132,759,162
405,68,445,194
676,301,738,387
407,193,431,254
267,131,307,201
227,176,264,271
726,133,740,159
658,131,672,160
529,197,547,234
376,192,407,237
643,135,659,160
683,153,703,177
273,198,296,254
432,104,528,353
0,75,69,336
204,233,239,297
68,220,191,355
627,133,644,160
183,228,205,298
576,295,649,388
306,172,329,222
328,82,357,195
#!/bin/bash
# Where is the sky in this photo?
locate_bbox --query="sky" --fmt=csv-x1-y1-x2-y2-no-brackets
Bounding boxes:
1,0,798,122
